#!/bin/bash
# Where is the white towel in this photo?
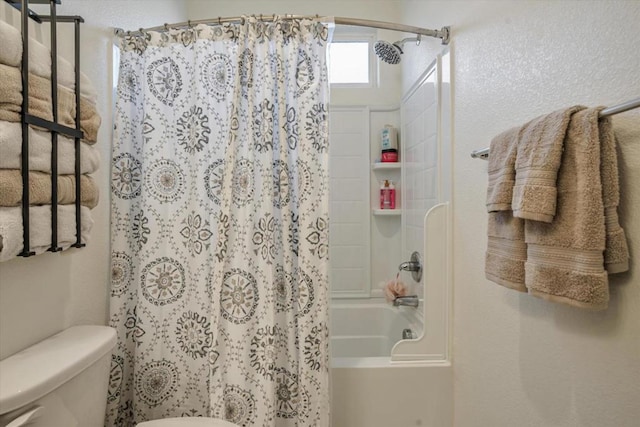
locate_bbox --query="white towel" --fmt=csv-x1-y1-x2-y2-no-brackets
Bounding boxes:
57,56,97,103
0,121,100,174
27,36,53,79
0,20,22,67
0,205,93,262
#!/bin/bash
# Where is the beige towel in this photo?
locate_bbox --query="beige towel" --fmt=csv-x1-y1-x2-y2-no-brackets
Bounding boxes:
0,63,23,122
598,116,630,274
525,108,609,310
56,85,78,130
56,87,100,143
485,126,527,291
0,20,22,68
0,205,93,262
512,106,584,222
486,211,527,292
0,170,99,209
79,96,101,143
1,70,59,124
0,121,100,174
486,126,520,212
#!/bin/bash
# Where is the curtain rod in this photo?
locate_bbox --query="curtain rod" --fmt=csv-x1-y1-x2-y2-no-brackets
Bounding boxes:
470,97,640,160
113,15,450,45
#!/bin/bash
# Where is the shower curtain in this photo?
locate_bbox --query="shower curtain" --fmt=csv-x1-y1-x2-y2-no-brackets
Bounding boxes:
107,17,331,427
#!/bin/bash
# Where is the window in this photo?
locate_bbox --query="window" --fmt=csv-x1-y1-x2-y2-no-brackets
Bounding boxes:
329,29,376,87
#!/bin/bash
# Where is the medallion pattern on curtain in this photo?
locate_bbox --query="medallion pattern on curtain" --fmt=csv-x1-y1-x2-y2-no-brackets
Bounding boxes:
107,17,331,427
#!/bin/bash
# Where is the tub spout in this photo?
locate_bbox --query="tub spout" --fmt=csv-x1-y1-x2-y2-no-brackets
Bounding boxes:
393,295,419,308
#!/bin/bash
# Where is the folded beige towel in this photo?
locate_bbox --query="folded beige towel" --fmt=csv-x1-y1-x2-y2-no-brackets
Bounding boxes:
525,108,609,310
0,121,100,174
0,170,99,209
598,116,630,274
56,85,78,130
512,106,584,222
485,211,527,292
0,205,93,262
486,126,520,212
0,68,60,124
79,96,101,143
0,20,22,68
56,87,100,143
0,63,23,122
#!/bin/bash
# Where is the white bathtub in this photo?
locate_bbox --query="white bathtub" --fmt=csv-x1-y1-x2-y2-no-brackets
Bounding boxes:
330,301,452,427
331,302,420,362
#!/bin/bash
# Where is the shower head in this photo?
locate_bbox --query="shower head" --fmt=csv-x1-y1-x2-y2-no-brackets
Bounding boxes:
374,40,403,64
373,36,421,65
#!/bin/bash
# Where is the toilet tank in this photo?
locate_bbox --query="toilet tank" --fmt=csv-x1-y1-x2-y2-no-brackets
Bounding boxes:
0,326,116,427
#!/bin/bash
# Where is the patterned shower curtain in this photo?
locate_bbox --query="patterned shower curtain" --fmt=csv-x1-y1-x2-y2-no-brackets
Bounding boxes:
107,17,331,427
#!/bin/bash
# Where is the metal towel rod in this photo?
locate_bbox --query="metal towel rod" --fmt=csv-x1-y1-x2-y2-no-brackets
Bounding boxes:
470,97,640,160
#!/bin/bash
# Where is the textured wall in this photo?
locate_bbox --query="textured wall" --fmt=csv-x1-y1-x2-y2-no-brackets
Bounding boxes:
400,1,640,426
0,0,187,359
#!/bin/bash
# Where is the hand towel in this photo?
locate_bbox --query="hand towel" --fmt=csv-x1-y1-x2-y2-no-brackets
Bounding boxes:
0,121,100,174
486,126,520,212
0,20,22,68
598,116,630,274
512,106,584,222
0,205,93,262
485,211,527,292
0,170,99,209
525,108,609,310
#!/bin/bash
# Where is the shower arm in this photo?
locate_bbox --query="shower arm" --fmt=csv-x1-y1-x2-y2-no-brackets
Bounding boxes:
113,15,450,45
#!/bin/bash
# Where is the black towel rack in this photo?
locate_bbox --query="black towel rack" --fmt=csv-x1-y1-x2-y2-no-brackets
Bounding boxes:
4,0,85,257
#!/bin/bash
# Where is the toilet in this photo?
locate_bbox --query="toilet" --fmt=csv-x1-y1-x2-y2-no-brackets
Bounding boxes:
0,325,117,426
0,325,238,427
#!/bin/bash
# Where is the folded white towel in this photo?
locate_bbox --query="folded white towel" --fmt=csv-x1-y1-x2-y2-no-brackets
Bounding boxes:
0,121,100,174
28,36,53,79
57,56,98,104
57,55,75,89
0,205,93,262
0,20,22,68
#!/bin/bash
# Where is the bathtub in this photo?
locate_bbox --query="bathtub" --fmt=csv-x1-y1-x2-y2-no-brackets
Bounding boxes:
330,301,453,427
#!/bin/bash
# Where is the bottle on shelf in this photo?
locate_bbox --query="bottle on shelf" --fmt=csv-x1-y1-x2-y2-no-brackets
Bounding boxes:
381,125,398,162
380,180,396,209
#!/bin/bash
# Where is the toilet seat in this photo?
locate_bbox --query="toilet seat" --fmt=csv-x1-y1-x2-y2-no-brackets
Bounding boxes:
137,418,239,427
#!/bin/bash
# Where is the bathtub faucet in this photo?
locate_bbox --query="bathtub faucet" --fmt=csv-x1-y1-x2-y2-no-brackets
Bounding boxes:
398,251,423,282
393,295,419,308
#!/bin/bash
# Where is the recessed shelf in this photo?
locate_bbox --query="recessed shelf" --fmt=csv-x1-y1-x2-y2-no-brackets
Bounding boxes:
373,209,402,216
372,162,401,170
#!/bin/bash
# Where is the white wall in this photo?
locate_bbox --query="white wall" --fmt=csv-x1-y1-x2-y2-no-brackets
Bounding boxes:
0,0,187,359
401,1,640,426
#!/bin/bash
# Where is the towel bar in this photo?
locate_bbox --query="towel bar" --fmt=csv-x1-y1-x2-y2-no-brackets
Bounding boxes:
470,97,640,160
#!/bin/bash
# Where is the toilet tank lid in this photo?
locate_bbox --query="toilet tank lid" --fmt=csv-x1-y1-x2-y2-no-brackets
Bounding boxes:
0,325,116,415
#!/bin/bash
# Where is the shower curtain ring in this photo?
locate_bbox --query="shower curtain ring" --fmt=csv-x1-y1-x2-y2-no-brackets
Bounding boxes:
416,34,422,46
260,14,264,22
218,16,222,25
272,14,276,22
187,20,192,28
164,23,169,31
